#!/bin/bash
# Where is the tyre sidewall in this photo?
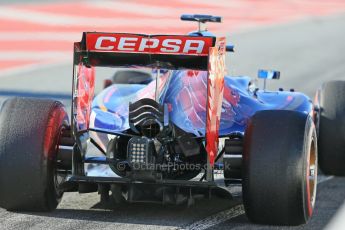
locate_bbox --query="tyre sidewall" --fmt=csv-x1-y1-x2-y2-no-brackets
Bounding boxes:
0,98,68,211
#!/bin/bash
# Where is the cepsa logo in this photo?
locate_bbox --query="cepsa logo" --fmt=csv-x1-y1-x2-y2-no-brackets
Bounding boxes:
86,33,214,56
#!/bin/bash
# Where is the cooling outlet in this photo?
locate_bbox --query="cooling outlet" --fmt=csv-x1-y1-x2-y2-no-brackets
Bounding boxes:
140,119,162,138
129,98,166,138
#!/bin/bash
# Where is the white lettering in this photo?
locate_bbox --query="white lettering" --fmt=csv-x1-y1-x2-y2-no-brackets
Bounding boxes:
95,36,116,50
161,39,182,52
183,40,205,54
138,38,159,51
118,37,138,51
93,36,207,54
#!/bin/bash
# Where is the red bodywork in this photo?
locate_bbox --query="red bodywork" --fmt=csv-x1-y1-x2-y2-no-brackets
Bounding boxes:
206,37,226,165
86,33,214,56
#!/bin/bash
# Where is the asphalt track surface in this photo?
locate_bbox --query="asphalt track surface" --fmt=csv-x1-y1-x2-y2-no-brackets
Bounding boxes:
1,7,345,230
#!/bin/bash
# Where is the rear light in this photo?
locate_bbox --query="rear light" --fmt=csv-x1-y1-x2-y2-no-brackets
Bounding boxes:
127,137,154,166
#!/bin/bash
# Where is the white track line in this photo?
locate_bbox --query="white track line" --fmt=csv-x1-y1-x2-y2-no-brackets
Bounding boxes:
87,0,227,18
0,51,70,60
0,7,179,27
180,175,334,230
181,0,250,8
179,205,245,230
318,175,334,184
0,32,80,41
87,1,174,16
0,60,70,79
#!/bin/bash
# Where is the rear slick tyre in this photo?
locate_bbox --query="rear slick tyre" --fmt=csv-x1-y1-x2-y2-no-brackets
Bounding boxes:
243,110,318,226
318,80,345,176
0,97,69,211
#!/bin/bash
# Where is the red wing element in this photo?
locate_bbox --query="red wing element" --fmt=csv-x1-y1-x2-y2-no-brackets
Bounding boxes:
85,33,214,56
206,37,226,166
75,63,95,131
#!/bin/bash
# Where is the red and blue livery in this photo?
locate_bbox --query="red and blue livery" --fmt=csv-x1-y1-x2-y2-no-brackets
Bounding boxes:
0,14,325,226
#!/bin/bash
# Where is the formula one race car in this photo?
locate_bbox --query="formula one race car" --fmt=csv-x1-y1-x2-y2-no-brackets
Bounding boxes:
0,15,318,226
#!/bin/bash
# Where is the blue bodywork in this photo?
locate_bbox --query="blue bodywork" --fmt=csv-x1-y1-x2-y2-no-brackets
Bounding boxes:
90,70,312,141
88,29,312,148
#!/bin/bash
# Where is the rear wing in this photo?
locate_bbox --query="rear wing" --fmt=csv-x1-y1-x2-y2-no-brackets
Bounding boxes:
74,32,216,70
72,32,226,168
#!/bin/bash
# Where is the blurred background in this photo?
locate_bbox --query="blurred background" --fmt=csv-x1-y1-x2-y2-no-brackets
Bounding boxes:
0,0,345,229
0,0,344,100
